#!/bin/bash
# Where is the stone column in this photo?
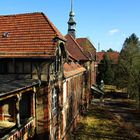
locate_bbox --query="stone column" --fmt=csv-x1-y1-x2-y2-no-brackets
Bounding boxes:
33,87,37,118
32,92,36,118
16,94,21,128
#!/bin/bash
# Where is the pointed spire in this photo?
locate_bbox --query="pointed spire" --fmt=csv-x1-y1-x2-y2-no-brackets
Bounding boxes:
71,0,73,12
68,0,76,38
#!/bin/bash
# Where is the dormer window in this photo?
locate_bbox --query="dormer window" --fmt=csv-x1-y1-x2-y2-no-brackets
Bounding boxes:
2,32,9,38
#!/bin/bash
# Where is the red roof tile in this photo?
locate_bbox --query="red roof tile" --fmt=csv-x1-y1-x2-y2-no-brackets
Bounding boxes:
0,12,65,58
64,62,86,78
65,34,88,61
76,38,96,60
97,52,119,64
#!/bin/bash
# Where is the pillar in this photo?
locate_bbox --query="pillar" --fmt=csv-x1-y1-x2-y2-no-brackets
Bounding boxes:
16,94,21,128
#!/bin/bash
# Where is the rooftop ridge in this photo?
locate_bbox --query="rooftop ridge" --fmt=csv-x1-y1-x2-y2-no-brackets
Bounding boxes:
0,12,43,17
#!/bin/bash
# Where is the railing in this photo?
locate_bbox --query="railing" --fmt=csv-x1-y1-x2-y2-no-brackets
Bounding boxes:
1,117,35,140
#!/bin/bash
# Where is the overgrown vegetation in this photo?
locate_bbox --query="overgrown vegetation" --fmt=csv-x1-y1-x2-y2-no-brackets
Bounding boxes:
116,33,140,107
69,105,139,140
97,34,140,108
97,49,116,85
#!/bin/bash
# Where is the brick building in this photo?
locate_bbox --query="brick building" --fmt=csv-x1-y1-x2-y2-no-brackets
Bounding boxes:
0,12,67,140
0,2,97,140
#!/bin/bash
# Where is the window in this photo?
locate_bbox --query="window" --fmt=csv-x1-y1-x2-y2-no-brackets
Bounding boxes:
55,54,60,73
55,46,62,73
15,61,31,74
15,62,23,73
52,88,58,114
19,93,31,122
0,61,8,73
24,62,31,73
8,61,15,73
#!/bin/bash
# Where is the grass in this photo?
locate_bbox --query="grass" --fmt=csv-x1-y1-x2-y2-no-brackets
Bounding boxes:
69,105,139,140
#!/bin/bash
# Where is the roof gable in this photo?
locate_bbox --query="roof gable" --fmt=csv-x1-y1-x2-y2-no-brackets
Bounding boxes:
65,34,88,61
76,38,96,60
0,12,65,58
64,62,86,78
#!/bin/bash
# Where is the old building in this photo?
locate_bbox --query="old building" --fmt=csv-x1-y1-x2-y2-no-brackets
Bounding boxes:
0,2,97,140
0,12,67,140
76,38,96,85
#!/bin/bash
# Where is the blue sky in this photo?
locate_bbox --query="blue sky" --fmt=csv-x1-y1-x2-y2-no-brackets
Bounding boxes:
0,0,140,52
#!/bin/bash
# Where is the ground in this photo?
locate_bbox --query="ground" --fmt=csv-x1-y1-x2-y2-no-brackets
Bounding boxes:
70,97,140,140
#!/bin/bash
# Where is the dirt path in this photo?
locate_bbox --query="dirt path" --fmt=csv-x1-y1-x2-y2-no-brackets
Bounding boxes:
70,99,140,140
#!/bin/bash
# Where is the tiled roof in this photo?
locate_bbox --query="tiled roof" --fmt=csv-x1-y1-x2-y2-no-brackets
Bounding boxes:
0,12,65,58
97,52,119,64
76,38,96,60
65,34,88,61
64,62,86,78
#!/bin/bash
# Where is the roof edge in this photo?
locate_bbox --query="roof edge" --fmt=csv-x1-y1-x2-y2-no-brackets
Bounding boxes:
41,13,66,41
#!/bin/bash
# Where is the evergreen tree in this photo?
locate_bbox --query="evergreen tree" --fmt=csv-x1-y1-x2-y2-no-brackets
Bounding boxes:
98,53,114,85
107,48,115,52
117,33,140,105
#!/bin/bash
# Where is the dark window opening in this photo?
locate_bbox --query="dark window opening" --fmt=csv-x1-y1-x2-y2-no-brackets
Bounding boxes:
19,93,32,123
15,62,23,73
0,61,8,73
55,55,60,73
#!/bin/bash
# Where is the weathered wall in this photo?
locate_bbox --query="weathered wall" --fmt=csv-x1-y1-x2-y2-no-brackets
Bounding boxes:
0,59,50,82
35,86,49,139
62,74,83,139
82,61,92,108
91,61,96,85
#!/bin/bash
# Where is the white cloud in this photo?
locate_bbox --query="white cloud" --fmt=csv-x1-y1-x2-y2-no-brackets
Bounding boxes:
109,29,120,35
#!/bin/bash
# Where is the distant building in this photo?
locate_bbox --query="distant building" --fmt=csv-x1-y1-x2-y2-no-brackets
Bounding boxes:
97,51,119,64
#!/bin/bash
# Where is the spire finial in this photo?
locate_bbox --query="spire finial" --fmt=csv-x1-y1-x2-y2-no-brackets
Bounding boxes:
71,0,73,12
68,0,76,38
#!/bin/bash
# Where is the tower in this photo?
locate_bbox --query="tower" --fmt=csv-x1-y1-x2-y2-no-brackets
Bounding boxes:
68,0,76,38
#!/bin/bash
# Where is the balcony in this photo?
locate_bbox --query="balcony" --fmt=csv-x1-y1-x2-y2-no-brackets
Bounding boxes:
0,117,35,140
